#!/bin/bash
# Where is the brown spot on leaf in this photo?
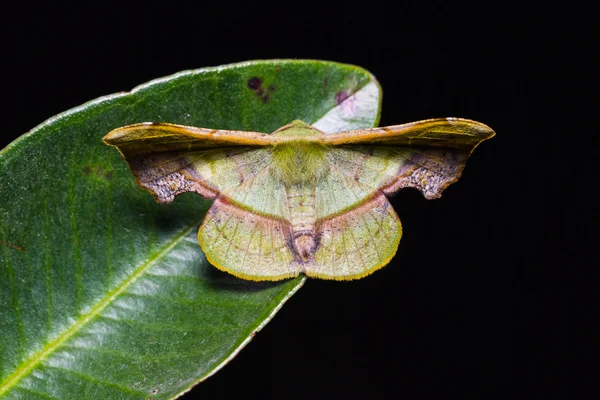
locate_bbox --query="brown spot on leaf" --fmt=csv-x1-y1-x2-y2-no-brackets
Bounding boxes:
83,166,92,175
247,77,262,90
336,91,349,104
151,389,158,395
1,240,25,252
247,76,276,103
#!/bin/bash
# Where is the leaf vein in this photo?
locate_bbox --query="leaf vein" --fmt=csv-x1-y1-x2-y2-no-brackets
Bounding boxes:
0,218,202,396
13,386,61,400
42,364,147,396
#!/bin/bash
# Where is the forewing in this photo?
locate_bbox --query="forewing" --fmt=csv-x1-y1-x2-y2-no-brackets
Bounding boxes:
104,122,274,151
327,146,470,199
103,123,273,202
198,167,302,281
323,118,494,199
321,118,495,148
304,167,402,280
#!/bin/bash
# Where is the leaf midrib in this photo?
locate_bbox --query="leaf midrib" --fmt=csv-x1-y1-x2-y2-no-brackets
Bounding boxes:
0,218,203,396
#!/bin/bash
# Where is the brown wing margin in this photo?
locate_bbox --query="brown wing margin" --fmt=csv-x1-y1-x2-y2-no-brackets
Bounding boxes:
103,122,275,155
321,118,495,148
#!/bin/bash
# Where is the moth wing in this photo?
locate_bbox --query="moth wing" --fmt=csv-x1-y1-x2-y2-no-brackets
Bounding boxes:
321,118,495,148
303,166,402,280
104,122,274,150
198,167,302,281
305,118,495,279
322,118,495,199
326,145,471,199
103,123,275,202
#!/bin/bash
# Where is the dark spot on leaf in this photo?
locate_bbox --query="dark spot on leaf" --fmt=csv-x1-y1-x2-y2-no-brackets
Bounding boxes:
247,77,276,103
336,91,349,105
151,389,158,394
247,77,262,90
83,166,91,175
260,84,276,103
104,171,113,180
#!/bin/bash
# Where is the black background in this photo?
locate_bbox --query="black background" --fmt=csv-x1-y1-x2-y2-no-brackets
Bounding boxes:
1,2,595,399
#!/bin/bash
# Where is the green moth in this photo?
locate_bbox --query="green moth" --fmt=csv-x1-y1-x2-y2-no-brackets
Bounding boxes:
103,119,494,281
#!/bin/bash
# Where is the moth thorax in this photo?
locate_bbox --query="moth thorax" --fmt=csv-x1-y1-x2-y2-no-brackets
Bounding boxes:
294,234,315,262
272,142,328,185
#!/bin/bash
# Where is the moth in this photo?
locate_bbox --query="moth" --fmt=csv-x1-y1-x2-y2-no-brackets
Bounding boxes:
103,119,494,281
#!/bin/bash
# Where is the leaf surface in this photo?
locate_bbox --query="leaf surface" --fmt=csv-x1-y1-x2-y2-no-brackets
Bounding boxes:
0,60,381,399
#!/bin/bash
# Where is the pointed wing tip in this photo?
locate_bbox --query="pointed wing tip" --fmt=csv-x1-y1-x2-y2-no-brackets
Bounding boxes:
102,129,120,145
444,117,496,141
103,122,157,145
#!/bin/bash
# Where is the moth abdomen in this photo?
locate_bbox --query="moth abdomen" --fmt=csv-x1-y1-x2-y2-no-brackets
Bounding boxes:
286,183,318,261
294,235,316,262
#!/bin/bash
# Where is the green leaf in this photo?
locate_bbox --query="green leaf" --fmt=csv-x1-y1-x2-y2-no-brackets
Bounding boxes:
0,60,381,399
